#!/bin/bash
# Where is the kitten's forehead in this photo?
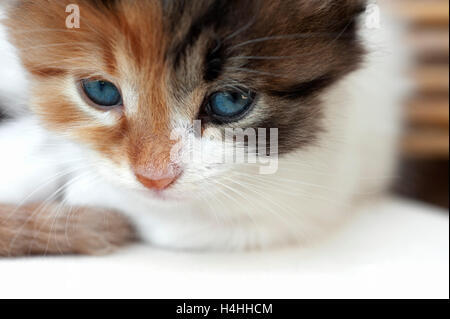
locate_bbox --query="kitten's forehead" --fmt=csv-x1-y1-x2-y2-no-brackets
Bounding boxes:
162,0,365,91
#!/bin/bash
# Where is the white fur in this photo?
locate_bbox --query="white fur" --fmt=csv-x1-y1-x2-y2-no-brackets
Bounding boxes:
0,6,409,251
0,13,29,117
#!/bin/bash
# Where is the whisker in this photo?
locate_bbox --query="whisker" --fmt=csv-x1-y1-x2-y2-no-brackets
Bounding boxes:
223,15,257,42
224,66,290,79
7,170,91,256
229,32,344,51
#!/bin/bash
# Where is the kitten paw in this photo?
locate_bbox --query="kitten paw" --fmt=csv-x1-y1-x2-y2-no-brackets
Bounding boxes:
0,204,136,257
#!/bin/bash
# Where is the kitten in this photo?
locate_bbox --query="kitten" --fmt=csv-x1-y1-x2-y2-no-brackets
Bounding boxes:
0,0,407,256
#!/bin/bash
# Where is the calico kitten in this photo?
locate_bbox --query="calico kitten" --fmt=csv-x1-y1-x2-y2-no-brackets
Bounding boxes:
0,0,406,256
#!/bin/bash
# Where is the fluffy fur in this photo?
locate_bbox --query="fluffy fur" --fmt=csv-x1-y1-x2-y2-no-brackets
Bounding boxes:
0,0,408,255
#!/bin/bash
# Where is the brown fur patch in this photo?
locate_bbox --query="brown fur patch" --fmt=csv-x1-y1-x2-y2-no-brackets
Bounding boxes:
165,0,365,153
29,68,68,78
0,203,135,257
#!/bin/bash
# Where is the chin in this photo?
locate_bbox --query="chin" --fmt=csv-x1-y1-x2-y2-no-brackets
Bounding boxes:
132,184,190,203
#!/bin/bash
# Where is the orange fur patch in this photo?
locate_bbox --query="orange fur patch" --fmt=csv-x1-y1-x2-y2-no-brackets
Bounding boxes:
7,0,174,173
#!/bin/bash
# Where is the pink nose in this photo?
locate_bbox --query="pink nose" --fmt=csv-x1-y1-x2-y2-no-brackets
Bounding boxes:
135,173,178,191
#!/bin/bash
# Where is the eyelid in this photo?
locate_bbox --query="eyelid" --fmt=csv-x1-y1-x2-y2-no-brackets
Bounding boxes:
74,70,119,82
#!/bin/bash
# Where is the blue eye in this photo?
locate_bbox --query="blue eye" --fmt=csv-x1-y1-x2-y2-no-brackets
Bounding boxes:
81,79,122,108
208,90,255,122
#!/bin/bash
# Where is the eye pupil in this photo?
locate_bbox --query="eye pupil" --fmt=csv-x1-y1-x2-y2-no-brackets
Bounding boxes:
208,89,255,122
82,79,122,108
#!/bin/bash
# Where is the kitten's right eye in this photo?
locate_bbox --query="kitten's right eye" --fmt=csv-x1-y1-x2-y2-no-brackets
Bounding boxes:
81,79,122,109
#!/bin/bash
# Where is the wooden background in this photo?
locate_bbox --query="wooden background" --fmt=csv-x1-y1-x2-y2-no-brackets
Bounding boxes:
390,0,449,208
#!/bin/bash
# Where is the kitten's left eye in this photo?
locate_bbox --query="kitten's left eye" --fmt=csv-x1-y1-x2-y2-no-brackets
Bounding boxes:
81,79,122,108
206,90,256,123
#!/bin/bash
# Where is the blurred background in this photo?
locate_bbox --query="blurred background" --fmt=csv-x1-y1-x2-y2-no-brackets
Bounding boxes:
390,0,449,209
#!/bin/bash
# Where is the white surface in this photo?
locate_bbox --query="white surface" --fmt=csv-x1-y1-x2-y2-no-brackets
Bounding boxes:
0,197,448,299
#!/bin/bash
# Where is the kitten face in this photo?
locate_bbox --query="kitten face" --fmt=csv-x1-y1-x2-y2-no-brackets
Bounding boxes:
6,0,364,199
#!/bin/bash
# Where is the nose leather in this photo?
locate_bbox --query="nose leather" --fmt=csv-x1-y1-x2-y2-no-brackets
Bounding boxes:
136,174,177,191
